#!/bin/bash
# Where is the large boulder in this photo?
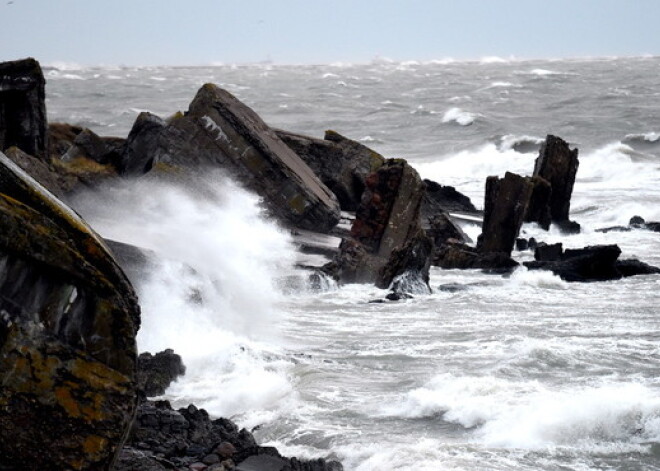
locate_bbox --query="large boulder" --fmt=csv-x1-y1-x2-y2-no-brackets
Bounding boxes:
325,159,431,287
531,135,579,224
0,58,48,160
0,151,139,469
276,129,385,211
477,172,534,256
522,175,552,229
129,84,341,232
120,111,167,175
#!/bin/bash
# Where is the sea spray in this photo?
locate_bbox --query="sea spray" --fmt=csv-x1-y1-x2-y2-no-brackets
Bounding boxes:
69,172,299,423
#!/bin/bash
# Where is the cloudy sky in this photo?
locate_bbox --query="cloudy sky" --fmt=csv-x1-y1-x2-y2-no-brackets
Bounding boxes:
1,0,658,66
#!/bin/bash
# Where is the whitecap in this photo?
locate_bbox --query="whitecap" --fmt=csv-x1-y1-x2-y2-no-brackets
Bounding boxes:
441,107,477,126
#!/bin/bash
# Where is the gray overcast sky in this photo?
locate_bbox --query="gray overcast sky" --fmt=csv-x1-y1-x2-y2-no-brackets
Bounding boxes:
1,0,658,66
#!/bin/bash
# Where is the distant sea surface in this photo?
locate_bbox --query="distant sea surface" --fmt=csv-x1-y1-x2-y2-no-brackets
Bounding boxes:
49,57,660,470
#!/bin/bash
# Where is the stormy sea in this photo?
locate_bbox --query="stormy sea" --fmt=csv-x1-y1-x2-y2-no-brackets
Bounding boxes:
46,56,660,470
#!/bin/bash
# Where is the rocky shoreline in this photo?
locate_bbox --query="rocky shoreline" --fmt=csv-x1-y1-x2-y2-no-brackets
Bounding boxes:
1,57,659,470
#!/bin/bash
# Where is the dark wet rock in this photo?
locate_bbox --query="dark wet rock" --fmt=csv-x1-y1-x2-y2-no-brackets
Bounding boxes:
276,129,385,211
378,229,433,291
432,241,518,271
121,111,167,175
524,244,627,282
477,172,534,256
534,242,563,262
421,179,478,220
595,225,631,233
325,159,429,286
151,84,340,232
615,259,660,277
427,211,470,246
105,238,154,285
556,219,581,235
63,127,125,167
385,291,414,301
516,238,529,251
116,400,343,471
630,215,646,227
598,216,660,233
437,283,469,293
522,175,552,230
138,349,186,397
0,151,139,469
0,58,47,159
532,135,579,224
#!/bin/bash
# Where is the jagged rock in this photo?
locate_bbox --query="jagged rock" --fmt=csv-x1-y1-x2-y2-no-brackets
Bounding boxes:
148,84,340,232
62,127,125,167
598,216,660,234
0,58,47,159
276,129,385,211
524,244,634,282
378,229,433,292
421,179,478,220
615,259,660,277
532,135,579,224
121,111,167,174
432,241,518,271
325,159,428,285
0,151,139,469
477,172,534,256
534,242,563,262
116,400,343,471
427,211,470,246
48,122,83,158
138,349,186,397
522,175,552,229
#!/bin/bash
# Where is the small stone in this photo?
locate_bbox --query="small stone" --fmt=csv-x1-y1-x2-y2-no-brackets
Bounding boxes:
203,454,221,465
189,462,208,471
214,442,237,460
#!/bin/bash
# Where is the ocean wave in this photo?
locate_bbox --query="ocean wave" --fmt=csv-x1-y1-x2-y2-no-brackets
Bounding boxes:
480,56,511,64
441,107,477,126
68,172,297,422
384,374,660,451
497,134,544,153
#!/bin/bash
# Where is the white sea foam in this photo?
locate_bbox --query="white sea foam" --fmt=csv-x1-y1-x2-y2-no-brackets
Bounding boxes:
441,107,477,126
508,267,568,290
385,374,660,451
69,173,297,421
624,131,660,143
480,56,510,64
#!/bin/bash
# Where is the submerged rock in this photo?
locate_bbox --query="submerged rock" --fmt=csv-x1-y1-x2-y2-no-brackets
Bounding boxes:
524,244,660,282
0,151,139,469
277,129,385,211
131,84,341,232
432,241,518,271
0,58,48,159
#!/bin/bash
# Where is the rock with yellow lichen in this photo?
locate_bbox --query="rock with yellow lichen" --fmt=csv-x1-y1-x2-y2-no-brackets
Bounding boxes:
0,151,139,470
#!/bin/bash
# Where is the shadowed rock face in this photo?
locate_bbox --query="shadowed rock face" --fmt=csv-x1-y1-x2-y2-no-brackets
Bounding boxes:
129,84,341,232
325,159,431,288
276,129,385,212
533,135,579,223
0,58,47,160
0,151,139,470
477,172,534,256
